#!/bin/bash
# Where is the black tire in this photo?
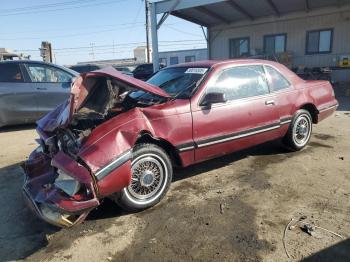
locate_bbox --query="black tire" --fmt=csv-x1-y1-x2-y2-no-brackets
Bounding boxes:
113,143,172,212
283,109,313,151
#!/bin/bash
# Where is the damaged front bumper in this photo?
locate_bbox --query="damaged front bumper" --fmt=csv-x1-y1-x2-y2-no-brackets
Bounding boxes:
22,149,100,227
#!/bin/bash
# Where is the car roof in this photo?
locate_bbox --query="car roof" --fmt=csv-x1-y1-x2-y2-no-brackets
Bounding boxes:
0,60,55,66
167,60,222,68
70,64,103,67
0,60,79,76
167,59,279,69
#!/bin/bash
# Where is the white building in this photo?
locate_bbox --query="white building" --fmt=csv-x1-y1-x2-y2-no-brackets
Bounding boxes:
133,46,152,63
150,0,350,71
0,48,30,61
158,48,208,66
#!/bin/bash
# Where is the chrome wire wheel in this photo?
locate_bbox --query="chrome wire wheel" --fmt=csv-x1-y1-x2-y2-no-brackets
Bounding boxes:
292,114,311,146
127,154,167,201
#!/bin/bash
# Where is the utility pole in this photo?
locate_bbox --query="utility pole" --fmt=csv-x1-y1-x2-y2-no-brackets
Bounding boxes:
90,42,95,60
145,0,151,63
40,41,53,63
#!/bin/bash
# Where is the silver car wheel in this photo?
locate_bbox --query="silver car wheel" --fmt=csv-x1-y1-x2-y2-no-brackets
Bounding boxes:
293,114,311,146
127,154,166,201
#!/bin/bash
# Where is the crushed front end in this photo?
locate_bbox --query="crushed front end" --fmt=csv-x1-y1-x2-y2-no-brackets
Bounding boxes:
22,68,170,227
22,140,100,227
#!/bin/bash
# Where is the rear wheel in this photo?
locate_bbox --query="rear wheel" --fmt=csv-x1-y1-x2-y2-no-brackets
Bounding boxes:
113,143,172,211
283,109,312,151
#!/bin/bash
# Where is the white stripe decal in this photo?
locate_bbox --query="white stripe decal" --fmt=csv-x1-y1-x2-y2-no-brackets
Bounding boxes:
95,150,132,180
280,120,292,125
178,146,195,152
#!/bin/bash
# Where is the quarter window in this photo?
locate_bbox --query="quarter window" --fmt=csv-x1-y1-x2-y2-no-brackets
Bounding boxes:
229,37,250,58
306,29,333,54
26,64,72,83
264,34,286,54
0,63,24,82
265,66,290,91
207,65,269,101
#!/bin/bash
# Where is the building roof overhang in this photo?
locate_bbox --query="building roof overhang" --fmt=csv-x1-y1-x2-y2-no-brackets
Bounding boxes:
152,0,350,27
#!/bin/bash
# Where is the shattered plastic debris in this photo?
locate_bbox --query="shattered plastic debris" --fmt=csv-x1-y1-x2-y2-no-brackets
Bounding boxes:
301,223,323,239
283,214,345,258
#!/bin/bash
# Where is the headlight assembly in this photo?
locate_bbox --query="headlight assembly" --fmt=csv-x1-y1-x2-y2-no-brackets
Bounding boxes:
54,169,81,196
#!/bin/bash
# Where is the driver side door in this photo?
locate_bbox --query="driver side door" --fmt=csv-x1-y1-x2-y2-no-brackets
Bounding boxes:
24,63,73,119
191,65,280,162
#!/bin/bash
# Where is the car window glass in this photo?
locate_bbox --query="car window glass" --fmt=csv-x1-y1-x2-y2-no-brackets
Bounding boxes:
129,66,209,100
27,64,72,83
145,64,154,73
71,66,89,73
265,66,290,91
135,66,145,73
147,67,207,97
90,65,100,71
0,63,24,82
207,65,269,101
115,67,130,72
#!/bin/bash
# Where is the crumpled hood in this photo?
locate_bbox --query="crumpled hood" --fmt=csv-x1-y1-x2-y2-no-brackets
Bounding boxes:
37,67,170,133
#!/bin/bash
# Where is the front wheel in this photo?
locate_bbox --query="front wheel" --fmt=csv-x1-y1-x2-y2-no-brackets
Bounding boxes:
283,109,312,151
113,143,172,212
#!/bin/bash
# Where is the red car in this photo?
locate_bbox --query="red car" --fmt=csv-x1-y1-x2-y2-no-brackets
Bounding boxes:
22,60,338,227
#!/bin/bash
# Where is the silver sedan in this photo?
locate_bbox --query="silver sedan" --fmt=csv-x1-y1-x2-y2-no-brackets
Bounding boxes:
0,60,78,127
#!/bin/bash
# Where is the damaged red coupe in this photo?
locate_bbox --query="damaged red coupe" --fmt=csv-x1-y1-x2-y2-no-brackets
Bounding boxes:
22,60,338,227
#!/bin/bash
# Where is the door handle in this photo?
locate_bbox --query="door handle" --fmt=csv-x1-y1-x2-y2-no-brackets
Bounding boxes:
36,87,47,90
265,100,275,106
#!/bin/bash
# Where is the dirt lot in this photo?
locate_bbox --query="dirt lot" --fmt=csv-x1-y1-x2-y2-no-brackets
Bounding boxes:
0,99,349,262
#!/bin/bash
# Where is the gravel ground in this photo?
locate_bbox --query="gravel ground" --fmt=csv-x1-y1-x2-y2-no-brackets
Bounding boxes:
0,100,349,262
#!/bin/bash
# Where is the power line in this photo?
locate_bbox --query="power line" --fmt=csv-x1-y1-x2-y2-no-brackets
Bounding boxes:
0,0,126,17
0,21,145,36
0,24,147,41
15,39,206,52
52,43,207,54
0,0,100,12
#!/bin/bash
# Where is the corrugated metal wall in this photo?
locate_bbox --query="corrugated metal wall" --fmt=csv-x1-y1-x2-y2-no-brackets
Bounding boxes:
209,7,350,68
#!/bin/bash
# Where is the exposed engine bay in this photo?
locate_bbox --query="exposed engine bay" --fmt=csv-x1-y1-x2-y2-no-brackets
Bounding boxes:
53,76,166,158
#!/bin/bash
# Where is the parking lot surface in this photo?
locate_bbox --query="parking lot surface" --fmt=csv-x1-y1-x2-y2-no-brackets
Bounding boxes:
0,103,349,262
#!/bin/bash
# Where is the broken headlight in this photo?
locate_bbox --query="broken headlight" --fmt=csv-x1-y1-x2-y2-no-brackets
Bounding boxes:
57,129,80,157
54,169,81,197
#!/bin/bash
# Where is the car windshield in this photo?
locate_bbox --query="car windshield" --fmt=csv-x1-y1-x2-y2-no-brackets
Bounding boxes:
130,67,209,101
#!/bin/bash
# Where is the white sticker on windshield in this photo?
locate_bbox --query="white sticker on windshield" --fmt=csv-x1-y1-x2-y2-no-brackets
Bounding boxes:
185,68,208,74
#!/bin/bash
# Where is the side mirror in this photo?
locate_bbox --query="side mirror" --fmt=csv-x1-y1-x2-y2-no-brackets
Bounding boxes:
200,92,227,107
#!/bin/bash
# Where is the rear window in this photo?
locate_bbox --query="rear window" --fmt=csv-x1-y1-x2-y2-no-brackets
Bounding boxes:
0,63,24,82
